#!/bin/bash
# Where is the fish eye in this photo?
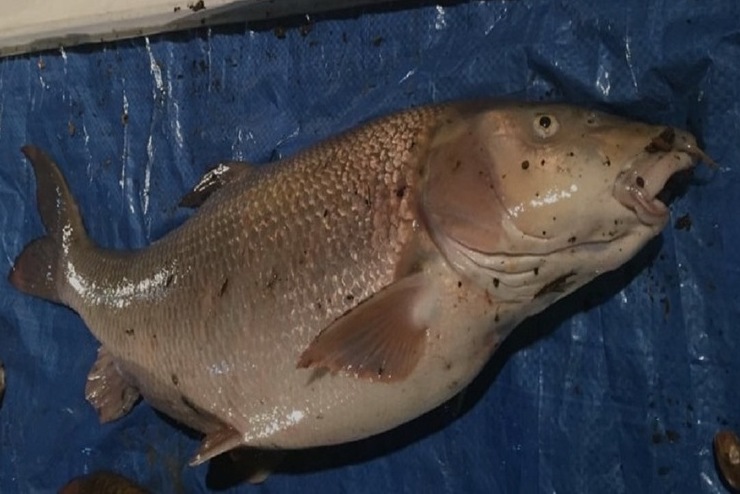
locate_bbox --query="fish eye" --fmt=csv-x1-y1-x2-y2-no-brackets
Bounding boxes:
534,114,560,139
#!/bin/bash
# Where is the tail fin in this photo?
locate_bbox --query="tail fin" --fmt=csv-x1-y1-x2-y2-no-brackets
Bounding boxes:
8,146,88,304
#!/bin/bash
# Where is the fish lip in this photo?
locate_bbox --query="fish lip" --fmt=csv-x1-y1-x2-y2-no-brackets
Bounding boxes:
614,146,698,227
616,171,671,226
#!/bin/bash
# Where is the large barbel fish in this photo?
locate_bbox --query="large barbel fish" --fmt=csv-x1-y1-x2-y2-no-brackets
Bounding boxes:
9,101,708,469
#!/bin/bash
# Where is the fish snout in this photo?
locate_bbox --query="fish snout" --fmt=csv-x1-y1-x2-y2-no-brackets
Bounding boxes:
613,127,708,226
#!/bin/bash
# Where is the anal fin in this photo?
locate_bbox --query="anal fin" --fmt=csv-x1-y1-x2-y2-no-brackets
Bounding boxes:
297,273,432,382
85,347,140,423
189,425,244,466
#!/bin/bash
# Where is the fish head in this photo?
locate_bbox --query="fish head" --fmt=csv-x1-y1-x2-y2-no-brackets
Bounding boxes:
423,102,706,303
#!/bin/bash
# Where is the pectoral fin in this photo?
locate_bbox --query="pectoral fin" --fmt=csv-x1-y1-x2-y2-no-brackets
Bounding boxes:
297,273,431,382
189,425,244,466
85,347,140,423
179,161,257,208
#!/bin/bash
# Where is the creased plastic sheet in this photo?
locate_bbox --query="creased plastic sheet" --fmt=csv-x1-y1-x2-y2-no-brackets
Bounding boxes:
0,1,738,492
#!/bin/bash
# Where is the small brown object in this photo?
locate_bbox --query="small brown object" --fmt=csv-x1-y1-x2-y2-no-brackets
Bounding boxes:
188,0,205,12
59,471,149,494
273,26,287,39
674,213,692,231
533,271,576,298
645,127,676,153
714,430,740,491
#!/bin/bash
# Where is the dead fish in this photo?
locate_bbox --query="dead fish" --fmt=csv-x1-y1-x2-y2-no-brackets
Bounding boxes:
59,471,149,494
9,101,708,471
715,430,740,491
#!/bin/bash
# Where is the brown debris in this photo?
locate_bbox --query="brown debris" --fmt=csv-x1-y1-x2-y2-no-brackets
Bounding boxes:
714,430,740,491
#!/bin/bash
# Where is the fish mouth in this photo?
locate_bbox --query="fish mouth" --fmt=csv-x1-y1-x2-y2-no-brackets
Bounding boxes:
613,127,711,226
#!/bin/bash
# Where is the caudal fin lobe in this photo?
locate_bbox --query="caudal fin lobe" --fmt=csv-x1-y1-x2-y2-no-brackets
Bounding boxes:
9,146,87,304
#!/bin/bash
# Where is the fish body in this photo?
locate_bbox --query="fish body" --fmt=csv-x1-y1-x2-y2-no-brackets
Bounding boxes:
10,101,703,465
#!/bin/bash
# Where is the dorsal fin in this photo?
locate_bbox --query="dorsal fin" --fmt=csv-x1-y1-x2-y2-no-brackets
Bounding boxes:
179,161,258,208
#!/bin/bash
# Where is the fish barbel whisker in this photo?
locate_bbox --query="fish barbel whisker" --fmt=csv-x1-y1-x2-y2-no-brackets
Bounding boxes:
646,126,716,168
676,141,717,168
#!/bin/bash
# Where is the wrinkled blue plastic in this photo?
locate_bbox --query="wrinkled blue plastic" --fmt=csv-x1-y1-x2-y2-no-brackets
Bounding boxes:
0,1,738,492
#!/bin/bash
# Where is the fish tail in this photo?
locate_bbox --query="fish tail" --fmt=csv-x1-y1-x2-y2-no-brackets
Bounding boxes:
9,146,90,304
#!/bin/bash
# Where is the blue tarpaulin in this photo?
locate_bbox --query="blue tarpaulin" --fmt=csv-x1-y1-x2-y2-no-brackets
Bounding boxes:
0,1,738,492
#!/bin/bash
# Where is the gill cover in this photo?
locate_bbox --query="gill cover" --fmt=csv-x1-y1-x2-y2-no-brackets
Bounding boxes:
422,105,507,255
